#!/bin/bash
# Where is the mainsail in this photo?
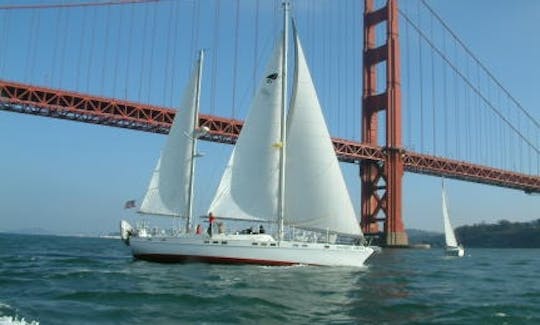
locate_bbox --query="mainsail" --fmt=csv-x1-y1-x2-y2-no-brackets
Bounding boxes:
442,183,458,247
285,32,362,237
138,65,200,217
208,38,283,222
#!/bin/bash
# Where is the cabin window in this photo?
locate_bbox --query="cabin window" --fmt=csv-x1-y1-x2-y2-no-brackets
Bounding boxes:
221,241,228,245
270,243,276,247
204,240,210,244
212,241,219,244
252,242,258,246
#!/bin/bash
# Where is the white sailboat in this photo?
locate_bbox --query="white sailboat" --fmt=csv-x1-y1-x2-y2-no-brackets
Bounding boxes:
121,5,375,267
442,180,465,257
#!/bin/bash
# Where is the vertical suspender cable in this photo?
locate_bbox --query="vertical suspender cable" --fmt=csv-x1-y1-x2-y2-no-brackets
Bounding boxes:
252,0,260,98
101,5,111,95
147,3,157,103
113,5,124,97
210,1,220,115
125,3,135,100
231,0,240,119
76,7,87,90
138,4,149,102
430,12,436,155
86,7,97,92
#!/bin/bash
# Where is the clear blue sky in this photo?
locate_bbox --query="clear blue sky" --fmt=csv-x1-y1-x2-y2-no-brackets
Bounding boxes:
0,0,538,235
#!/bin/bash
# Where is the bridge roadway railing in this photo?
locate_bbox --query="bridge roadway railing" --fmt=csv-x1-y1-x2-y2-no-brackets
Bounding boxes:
1,79,538,193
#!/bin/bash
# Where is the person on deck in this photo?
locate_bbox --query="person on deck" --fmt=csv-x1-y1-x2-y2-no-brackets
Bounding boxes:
259,225,265,234
207,212,216,237
195,224,203,235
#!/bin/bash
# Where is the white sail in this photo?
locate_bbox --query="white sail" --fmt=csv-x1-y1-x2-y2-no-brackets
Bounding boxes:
208,38,283,222
138,66,200,217
442,184,458,247
284,32,362,237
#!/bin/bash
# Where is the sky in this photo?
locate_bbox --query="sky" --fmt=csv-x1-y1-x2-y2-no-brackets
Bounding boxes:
0,0,538,235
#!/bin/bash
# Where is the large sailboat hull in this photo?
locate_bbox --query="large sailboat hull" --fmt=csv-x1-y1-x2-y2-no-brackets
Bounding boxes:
128,234,375,267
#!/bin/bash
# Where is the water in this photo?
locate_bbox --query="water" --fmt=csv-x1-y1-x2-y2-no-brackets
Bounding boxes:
1,233,539,324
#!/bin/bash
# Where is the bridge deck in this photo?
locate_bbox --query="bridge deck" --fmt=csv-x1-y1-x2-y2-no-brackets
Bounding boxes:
1,79,538,193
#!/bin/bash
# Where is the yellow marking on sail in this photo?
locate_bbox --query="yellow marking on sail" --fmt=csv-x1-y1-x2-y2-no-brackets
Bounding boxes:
272,142,283,148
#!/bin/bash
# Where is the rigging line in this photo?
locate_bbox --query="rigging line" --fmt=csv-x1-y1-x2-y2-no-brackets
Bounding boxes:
419,0,539,129
0,0,164,10
231,0,240,119
399,9,540,155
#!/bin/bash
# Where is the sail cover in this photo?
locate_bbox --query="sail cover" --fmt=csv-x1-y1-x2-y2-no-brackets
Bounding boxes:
208,38,283,222
138,65,199,217
284,32,362,237
442,186,458,247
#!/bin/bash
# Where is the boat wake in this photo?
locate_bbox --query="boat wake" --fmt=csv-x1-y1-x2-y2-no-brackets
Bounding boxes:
0,303,39,325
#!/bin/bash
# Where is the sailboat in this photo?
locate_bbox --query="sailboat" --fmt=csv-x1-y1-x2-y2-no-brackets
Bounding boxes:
442,180,465,257
120,4,375,267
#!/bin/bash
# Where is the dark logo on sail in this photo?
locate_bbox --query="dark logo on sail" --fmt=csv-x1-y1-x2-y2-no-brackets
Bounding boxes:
266,72,279,84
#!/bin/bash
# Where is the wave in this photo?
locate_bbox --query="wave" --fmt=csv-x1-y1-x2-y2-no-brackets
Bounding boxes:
0,303,39,325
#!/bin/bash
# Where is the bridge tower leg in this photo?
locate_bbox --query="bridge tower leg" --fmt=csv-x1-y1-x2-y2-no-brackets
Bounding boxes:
361,0,408,246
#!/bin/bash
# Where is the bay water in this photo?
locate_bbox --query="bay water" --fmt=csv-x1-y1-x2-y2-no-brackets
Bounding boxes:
1,233,539,324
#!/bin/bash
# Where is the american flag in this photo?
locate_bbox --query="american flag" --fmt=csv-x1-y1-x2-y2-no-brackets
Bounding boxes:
124,200,136,209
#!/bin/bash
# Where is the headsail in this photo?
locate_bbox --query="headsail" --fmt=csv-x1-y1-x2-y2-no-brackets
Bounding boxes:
138,64,200,217
208,38,284,222
285,30,362,237
442,181,458,247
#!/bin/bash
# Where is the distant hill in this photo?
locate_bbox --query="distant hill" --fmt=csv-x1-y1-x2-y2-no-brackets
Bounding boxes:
6,227,54,235
407,219,540,248
456,219,540,248
407,229,444,248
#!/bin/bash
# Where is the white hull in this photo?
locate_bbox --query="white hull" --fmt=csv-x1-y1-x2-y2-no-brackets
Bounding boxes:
445,245,465,257
127,234,375,267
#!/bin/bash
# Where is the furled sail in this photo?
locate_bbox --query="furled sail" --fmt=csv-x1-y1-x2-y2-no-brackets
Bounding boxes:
442,184,458,247
138,65,199,217
284,31,362,237
208,38,283,222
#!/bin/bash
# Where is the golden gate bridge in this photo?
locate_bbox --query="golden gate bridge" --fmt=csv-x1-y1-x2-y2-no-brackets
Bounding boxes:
0,0,538,246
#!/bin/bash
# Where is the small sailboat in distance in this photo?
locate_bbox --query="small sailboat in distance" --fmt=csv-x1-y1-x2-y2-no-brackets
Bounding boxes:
442,179,465,257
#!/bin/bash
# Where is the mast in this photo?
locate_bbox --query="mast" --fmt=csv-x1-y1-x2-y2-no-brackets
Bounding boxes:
185,49,204,233
277,1,289,242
